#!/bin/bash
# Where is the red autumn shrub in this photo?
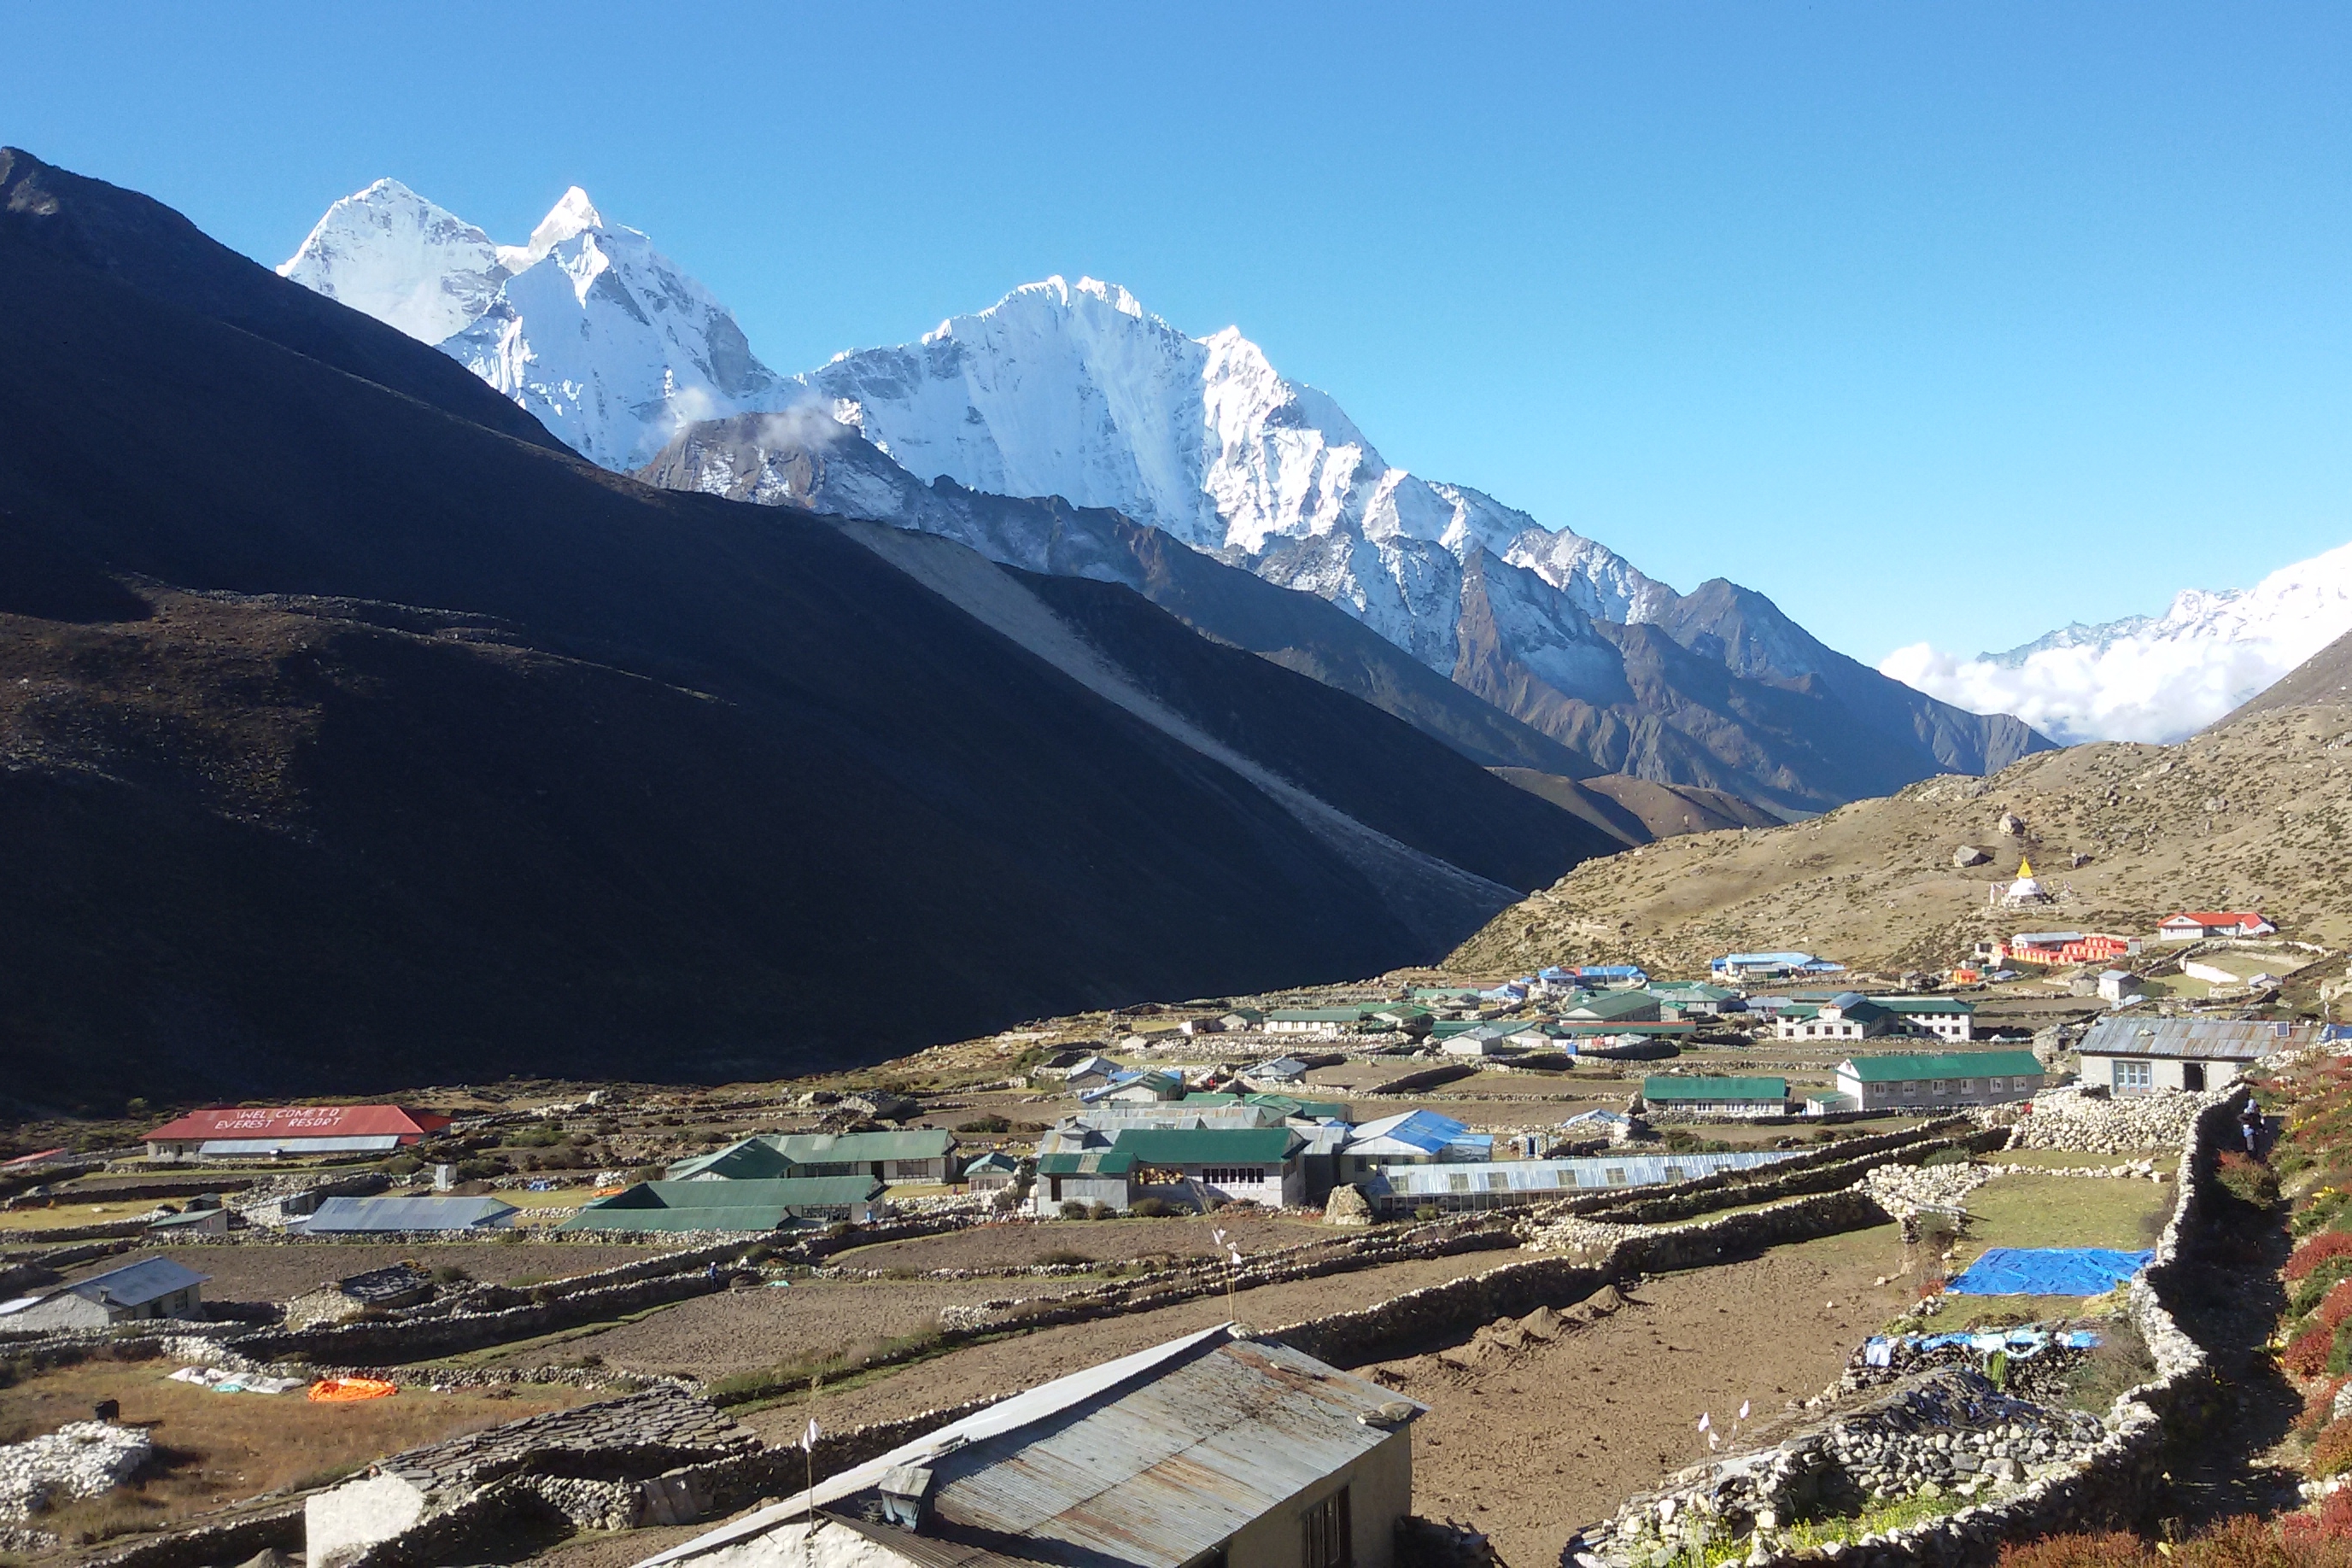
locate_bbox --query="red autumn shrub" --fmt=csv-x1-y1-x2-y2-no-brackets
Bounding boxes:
1997,1532,2158,1568
2283,1488,2352,1546
2318,1284,2352,1337
2315,1419,2352,1479
2291,1232,2352,1283
2291,1323,2340,1378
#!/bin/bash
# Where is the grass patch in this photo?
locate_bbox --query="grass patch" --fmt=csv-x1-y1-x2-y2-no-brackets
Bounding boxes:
705,1325,950,1407
1959,1174,2174,1252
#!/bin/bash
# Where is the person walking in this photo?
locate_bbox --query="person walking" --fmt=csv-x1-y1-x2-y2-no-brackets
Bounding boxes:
2241,1100,2264,1159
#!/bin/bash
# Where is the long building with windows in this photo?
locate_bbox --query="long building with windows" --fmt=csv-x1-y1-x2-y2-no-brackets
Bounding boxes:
1823,1050,2044,1114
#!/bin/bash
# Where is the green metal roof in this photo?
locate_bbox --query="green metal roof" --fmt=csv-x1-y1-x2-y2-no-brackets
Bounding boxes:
1561,991,1663,1021
1035,1150,1138,1176
1110,1126,1298,1165
1642,1076,1789,1102
1243,1094,1347,1120
1266,1008,1369,1022
1870,996,1976,1015
561,1207,809,1233
1840,1051,2043,1083
664,1130,953,1182
591,1177,883,1208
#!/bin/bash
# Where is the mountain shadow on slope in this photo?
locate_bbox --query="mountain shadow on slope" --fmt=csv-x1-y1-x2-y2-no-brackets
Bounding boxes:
1012,570,1620,887
0,155,1604,1106
2209,623,2352,728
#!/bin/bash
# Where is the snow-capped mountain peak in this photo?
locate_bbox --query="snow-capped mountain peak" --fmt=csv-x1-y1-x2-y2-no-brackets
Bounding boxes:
1883,540,2352,742
277,178,509,346
500,185,604,272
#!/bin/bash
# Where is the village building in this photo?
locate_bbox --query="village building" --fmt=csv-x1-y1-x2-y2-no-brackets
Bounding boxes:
1366,1006,1434,1035
1640,1076,1789,1118
1243,1056,1312,1086
1773,992,1899,1042
1264,1007,1373,1037
301,1196,518,1234
566,1177,886,1232
1055,1055,1122,1091
2098,969,2146,1004
2158,911,2277,941
1364,1149,1802,1214
1711,952,1845,981
1438,1023,1521,1057
0,1257,209,1331
144,1202,230,1237
1825,1050,2045,1113
668,1131,958,1185
1559,990,1663,1026
958,1150,1024,1192
1649,983,1745,1021
1333,1110,1490,1185
2076,1015,2312,1096
143,1105,450,1161
1873,997,1976,1042
1084,1069,1188,1105
1034,1126,1303,1214
640,1325,1419,1568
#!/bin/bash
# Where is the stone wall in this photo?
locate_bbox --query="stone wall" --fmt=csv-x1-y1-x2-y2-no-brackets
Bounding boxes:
1582,1089,2239,1568
229,1269,732,1365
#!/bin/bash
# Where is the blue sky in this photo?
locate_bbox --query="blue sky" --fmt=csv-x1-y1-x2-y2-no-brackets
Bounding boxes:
7,2,2347,663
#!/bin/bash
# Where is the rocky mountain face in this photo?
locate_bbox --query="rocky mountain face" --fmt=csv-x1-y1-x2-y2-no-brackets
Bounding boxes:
1451,693,2352,980
0,148,1620,1105
279,184,2045,813
1881,539,2352,745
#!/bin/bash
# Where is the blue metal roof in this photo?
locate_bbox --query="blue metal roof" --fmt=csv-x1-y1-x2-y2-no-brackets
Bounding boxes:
1345,1109,1481,1156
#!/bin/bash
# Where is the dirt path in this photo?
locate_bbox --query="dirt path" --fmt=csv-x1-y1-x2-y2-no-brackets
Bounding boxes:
740,1248,1531,1441
1368,1225,1916,1568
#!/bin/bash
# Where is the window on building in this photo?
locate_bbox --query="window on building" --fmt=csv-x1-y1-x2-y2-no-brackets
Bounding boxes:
1987,1078,2005,1093
1900,1080,1919,1096
1448,1173,1471,1193
1606,1167,1629,1185
1302,1489,1352,1568
2116,1060,2153,1092
1663,1166,1687,1184
1484,1172,1508,1191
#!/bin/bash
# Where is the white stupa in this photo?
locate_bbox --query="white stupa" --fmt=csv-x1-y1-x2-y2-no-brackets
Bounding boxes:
2001,857,2051,908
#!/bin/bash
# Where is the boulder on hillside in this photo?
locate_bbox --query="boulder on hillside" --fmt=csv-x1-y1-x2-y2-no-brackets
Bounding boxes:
1951,845,1991,868
1997,812,2027,836
1323,1184,1374,1227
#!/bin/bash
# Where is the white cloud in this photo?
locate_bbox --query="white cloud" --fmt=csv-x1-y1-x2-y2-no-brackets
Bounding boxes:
1880,540,2352,745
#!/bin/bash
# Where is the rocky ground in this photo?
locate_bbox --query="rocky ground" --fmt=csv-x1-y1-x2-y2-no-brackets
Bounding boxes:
1448,701,2352,976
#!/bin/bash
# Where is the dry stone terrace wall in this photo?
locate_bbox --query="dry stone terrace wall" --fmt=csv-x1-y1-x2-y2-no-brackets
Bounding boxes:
1583,1090,2240,1568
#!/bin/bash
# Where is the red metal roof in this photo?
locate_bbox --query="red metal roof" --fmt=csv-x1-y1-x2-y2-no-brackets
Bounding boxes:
2162,911,2268,927
144,1106,449,1142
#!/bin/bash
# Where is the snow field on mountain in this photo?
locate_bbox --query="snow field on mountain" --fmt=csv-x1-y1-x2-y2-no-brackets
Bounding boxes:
1882,540,2352,743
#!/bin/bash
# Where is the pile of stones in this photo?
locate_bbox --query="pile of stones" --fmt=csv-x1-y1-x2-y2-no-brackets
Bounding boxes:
0,1420,154,1520
1852,1161,1995,1221
2004,1086,2228,1154
1588,1367,2103,1567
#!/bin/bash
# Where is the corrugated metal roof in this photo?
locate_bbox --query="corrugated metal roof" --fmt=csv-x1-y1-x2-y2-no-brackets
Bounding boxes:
1872,997,1975,1015
1345,1109,1472,1156
1110,1127,1298,1165
608,1178,882,1208
146,1106,445,1141
2077,1015,2314,1061
1036,1150,1138,1176
563,1207,808,1234
1840,1050,2042,1082
304,1196,518,1232
1641,1076,1787,1102
64,1256,210,1306
1372,1150,1800,1196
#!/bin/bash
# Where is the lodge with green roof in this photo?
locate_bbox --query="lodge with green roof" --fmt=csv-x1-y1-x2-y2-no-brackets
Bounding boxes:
1031,1125,1303,1214
664,1129,957,1185
1640,1075,1790,1118
562,1176,886,1232
1826,1049,2043,1113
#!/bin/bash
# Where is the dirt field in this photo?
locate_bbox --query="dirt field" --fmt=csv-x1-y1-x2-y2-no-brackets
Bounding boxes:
0,1357,588,1546
740,1247,1530,1441
829,1214,1326,1272
1368,1224,1916,1567
91,1242,673,1303
502,1277,1084,1384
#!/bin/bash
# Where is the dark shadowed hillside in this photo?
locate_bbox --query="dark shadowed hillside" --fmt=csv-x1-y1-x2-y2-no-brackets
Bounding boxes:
0,150,1614,1108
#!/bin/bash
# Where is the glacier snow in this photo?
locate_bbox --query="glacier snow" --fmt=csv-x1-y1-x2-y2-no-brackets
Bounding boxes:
1880,540,2352,744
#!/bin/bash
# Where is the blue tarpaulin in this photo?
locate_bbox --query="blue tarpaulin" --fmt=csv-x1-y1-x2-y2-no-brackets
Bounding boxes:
1945,1247,2154,1296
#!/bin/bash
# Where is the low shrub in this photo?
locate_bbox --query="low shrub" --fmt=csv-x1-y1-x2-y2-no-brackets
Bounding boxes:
1059,1201,1088,1220
1996,1531,2158,1568
2286,1321,2337,1378
2290,1232,2352,1282
2314,1418,2352,1478
2292,1258,2352,1319
955,1115,1011,1135
1033,1249,1091,1267
1126,1198,1179,1219
1919,1148,1974,1167
2216,1150,2280,1209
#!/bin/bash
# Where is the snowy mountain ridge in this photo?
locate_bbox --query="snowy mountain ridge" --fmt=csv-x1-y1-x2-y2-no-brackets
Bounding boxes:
1881,540,2352,744
277,178,2041,809
281,182,788,470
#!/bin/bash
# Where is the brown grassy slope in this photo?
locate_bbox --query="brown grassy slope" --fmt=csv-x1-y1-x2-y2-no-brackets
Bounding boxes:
1450,702,2352,977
